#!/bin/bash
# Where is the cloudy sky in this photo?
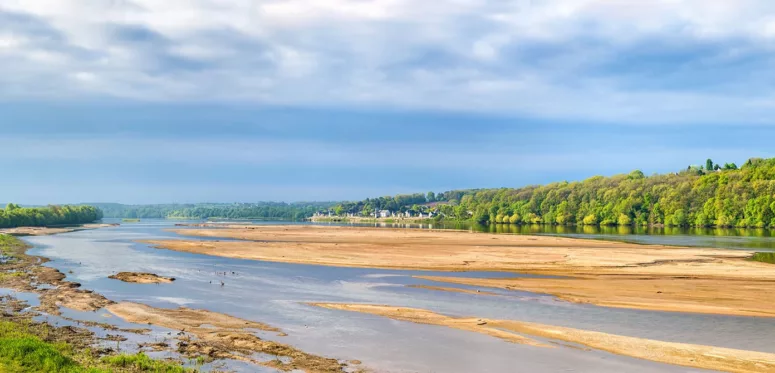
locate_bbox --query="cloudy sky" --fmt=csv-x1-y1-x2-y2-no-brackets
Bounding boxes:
2,0,774,204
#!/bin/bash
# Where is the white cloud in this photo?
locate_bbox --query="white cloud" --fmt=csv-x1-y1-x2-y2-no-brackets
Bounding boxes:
2,0,775,123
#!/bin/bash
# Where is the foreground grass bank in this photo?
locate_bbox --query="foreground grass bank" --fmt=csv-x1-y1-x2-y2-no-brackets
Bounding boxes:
0,312,196,373
0,234,198,372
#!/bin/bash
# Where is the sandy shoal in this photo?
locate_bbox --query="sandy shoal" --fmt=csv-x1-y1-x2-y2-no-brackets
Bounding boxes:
144,225,775,317
107,302,354,372
312,303,775,373
0,223,118,236
108,272,175,284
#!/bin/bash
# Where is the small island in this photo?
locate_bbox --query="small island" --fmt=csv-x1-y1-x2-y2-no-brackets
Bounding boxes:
108,272,175,284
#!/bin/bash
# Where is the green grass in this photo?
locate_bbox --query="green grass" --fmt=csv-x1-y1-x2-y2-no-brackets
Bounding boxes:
102,354,194,373
0,321,93,373
121,219,141,223
751,252,775,264
0,234,25,254
0,316,197,372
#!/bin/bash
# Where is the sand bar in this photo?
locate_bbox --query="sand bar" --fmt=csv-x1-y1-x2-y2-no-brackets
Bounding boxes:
145,225,775,317
108,302,355,372
0,223,118,236
312,303,775,373
108,272,175,284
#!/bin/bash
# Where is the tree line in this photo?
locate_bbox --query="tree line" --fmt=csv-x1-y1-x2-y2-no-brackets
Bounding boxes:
0,204,103,228
333,157,775,228
92,202,336,221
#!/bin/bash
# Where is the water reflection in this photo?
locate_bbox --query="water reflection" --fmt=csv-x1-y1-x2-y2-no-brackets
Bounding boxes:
333,222,775,251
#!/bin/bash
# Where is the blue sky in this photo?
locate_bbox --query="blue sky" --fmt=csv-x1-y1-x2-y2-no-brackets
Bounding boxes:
1,1,774,204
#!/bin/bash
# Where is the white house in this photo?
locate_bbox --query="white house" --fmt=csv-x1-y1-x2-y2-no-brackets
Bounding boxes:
379,210,391,218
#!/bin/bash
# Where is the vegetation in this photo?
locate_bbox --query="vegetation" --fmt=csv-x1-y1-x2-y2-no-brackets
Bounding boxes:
751,252,775,264
0,205,102,229
0,320,197,373
333,157,775,228
0,234,198,372
91,202,335,221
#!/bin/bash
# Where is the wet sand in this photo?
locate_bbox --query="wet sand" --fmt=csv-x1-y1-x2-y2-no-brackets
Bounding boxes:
312,303,775,373
0,223,118,236
407,284,501,296
145,225,775,317
107,302,356,372
108,272,175,284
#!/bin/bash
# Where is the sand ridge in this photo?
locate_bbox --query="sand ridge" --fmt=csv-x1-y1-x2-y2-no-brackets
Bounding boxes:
107,302,358,373
312,303,775,373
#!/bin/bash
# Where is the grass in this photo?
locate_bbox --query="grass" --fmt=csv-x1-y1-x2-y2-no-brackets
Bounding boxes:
121,219,141,223
0,320,199,372
0,271,25,281
0,321,92,373
102,354,194,373
751,252,775,264
0,234,25,255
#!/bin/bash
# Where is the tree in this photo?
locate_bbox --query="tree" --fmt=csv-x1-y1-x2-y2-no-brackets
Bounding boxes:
426,191,436,203
706,159,714,171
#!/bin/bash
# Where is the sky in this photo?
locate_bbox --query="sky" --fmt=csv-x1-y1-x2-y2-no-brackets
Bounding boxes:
1,0,775,204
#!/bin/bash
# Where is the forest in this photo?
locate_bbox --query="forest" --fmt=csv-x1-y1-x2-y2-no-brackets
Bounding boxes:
334,157,775,228
92,202,336,221
0,204,103,228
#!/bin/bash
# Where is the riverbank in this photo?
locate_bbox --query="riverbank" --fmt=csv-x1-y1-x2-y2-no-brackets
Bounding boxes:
145,225,775,317
0,232,360,373
311,303,775,373
0,295,197,373
0,223,119,236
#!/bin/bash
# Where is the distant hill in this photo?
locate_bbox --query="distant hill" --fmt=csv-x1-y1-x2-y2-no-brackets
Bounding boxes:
333,157,775,228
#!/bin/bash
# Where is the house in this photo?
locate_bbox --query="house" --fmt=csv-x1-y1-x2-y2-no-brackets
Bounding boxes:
379,210,391,218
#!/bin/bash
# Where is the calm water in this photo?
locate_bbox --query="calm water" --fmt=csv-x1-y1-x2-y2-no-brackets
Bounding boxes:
16,221,775,372
333,221,775,251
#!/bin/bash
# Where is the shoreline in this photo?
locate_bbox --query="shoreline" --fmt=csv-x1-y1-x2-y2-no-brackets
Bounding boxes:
143,225,775,318
0,223,119,237
0,230,360,372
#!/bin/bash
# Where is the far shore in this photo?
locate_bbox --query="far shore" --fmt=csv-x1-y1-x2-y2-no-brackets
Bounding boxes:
143,224,775,318
0,223,119,236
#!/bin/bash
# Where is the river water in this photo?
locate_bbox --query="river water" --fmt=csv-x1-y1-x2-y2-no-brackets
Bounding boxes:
18,221,775,373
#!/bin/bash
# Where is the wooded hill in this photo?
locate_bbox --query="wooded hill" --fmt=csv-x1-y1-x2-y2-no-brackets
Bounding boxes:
334,157,775,228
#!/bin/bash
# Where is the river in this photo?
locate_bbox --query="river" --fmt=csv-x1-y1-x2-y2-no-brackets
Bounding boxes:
17,220,775,372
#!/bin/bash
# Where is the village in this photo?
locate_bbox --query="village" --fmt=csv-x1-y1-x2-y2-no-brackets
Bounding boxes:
310,204,444,222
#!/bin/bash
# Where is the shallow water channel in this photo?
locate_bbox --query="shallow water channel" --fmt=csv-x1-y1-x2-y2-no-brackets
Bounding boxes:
18,221,775,372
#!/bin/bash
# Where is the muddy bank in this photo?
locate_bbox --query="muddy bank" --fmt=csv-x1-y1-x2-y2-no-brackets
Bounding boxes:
145,225,775,317
312,303,775,373
107,302,358,372
109,272,175,284
2,232,364,372
0,223,119,236
0,234,114,315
